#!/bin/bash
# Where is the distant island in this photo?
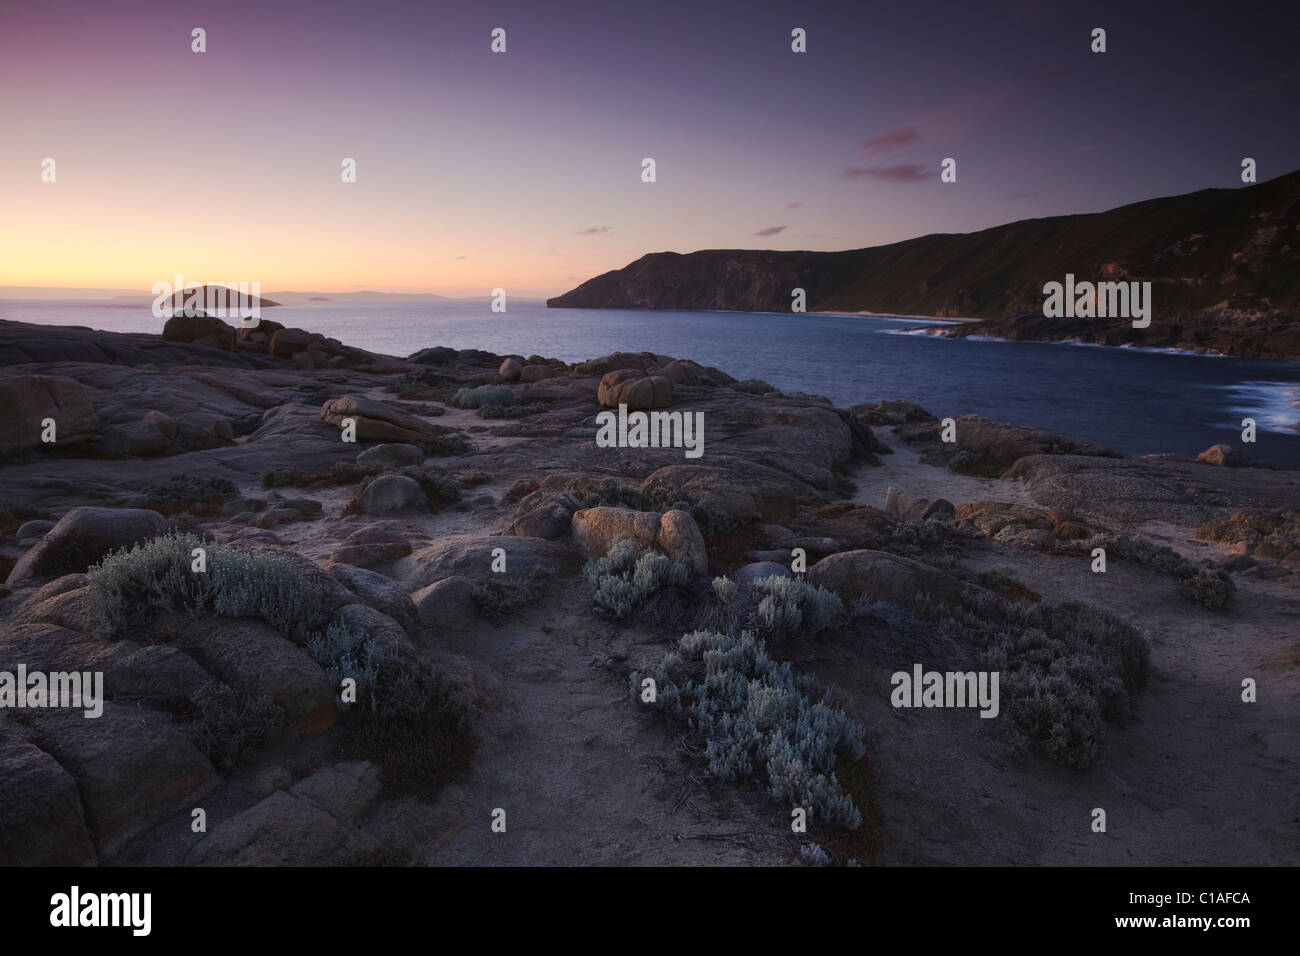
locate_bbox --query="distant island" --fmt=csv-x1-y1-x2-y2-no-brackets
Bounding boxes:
548,170,1300,359
308,296,332,302
162,285,282,312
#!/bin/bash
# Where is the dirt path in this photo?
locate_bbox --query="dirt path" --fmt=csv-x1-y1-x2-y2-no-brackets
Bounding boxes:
416,581,791,866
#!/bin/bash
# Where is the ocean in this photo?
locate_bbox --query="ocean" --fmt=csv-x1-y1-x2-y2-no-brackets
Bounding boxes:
4,298,1300,469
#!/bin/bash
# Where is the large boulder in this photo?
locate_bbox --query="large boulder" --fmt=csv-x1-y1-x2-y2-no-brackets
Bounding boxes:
166,617,336,736
509,491,582,540
1196,443,1273,469
18,702,218,857
0,719,97,866
328,563,420,638
162,313,236,350
356,475,429,515
268,328,316,358
321,395,454,444
519,364,558,383
397,533,577,590
570,507,707,575
498,357,523,382
327,523,412,568
597,369,673,410
806,549,976,612
6,507,166,587
0,374,99,450
236,318,285,343
186,789,347,866
412,575,479,631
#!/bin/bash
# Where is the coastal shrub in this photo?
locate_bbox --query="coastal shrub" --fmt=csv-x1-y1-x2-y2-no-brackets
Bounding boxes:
475,402,547,420
416,432,471,456
139,474,239,516
553,476,650,511
583,538,690,620
1082,533,1234,610
799,842,831,866
886,518,963,560
632,629,864,829
403,468,461,506
703,573,843,641
786,392,831,404
189,680,284,775
912,591,1149,769
471,577,540,622
735,378,777,395
451,385,513,409
753,574,843,640
89,531,476,794
260,465,300,489
341,650,476,798
86,531,336,641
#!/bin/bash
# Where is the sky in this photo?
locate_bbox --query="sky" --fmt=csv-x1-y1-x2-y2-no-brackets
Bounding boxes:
1,0,1297,297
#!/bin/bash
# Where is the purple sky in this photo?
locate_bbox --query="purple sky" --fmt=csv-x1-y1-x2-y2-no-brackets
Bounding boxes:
2,0,1296,295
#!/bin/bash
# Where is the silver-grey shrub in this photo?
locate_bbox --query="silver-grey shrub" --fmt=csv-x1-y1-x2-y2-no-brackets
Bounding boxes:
707,573,843,641
87,531,334,642
583,538,690,619
632,629,865,829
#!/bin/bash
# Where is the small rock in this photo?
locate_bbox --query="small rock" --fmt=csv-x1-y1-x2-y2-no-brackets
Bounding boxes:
15,520,54,541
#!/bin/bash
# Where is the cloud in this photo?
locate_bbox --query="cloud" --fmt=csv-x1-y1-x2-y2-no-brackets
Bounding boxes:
753,225,787,236
575,225,612,235
842,164,929,183
455,255,468,260
785,201,801,209
860,85,1017,153
859,126,921,155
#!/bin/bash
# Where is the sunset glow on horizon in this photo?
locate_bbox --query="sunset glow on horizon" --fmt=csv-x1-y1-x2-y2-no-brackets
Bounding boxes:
2,0,1296,297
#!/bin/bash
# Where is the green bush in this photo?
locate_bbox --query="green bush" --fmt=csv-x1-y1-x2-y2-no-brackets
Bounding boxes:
735,378,777,395
582,538,690,619
633,629,864,829
451,385,513,409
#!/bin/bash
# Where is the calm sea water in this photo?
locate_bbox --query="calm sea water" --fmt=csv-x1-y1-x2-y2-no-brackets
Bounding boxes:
5,299,1300,469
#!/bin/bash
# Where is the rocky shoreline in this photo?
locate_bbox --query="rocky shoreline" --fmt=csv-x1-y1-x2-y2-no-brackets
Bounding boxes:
2,316,1297,866
918,311,1300,361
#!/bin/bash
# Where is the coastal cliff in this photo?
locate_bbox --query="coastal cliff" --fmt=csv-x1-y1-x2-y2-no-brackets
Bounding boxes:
548,170,1300,357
